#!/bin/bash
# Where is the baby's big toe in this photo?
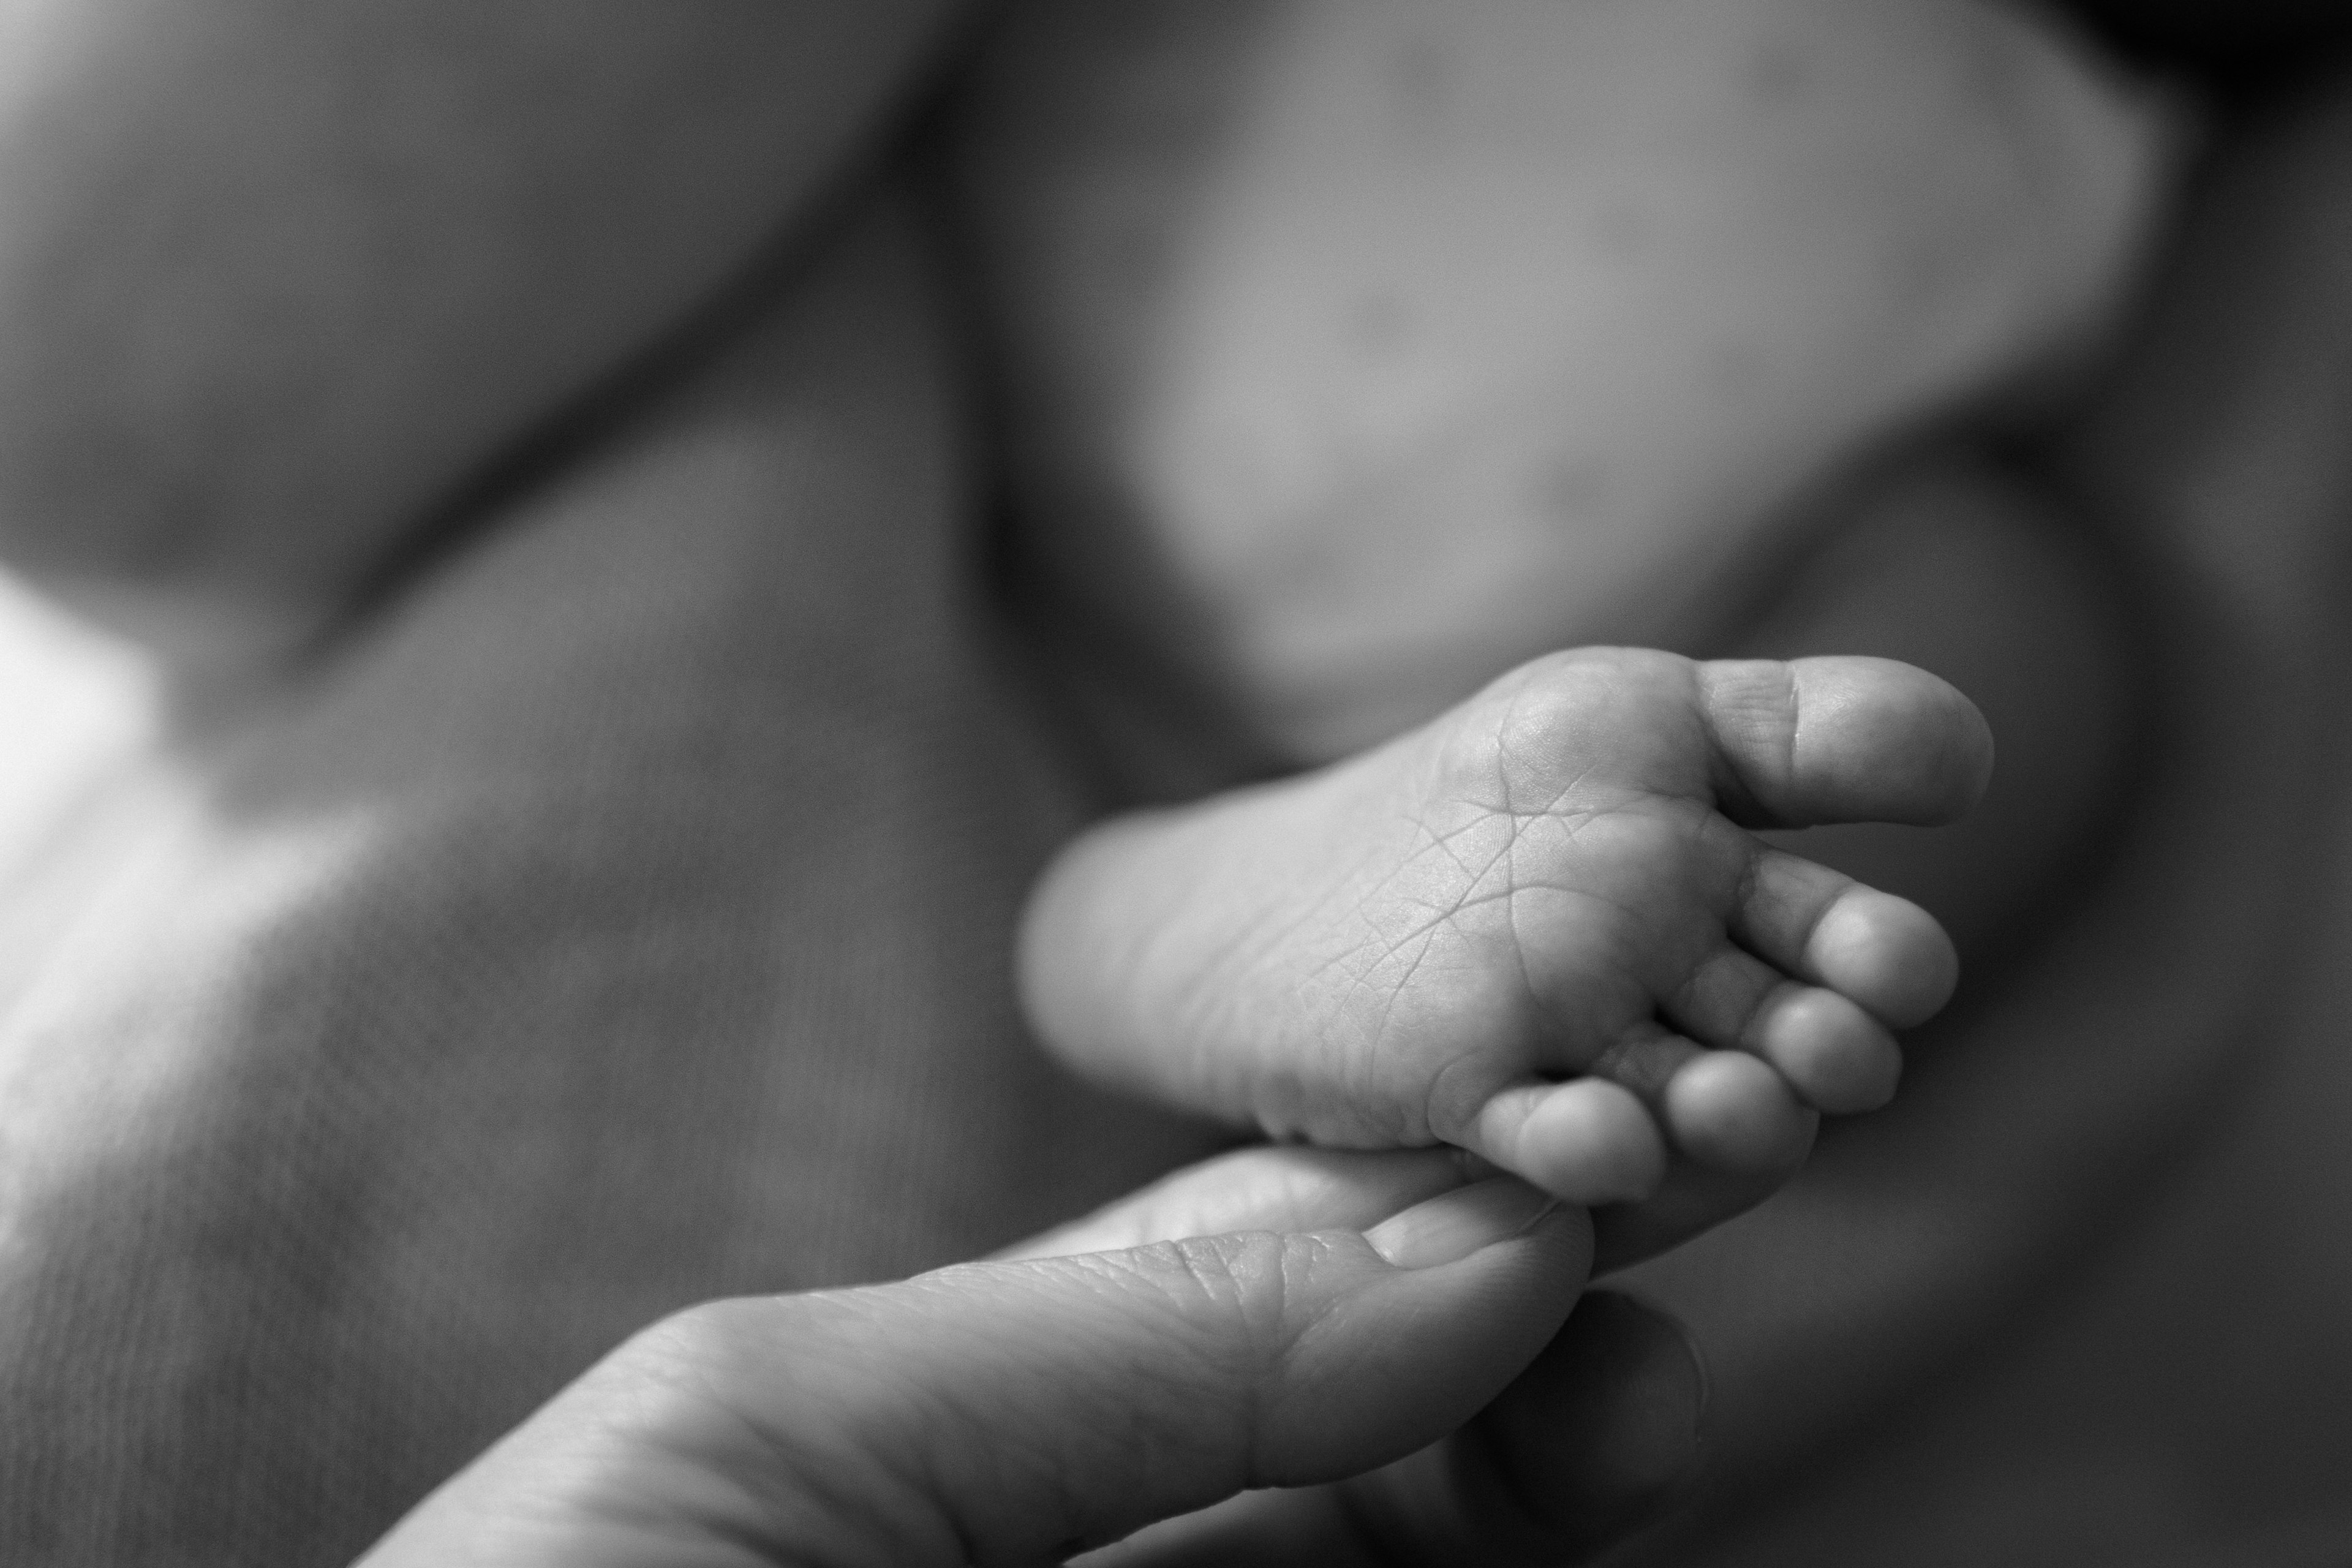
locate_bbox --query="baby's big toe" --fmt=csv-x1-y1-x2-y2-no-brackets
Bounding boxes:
1700,656,1995,831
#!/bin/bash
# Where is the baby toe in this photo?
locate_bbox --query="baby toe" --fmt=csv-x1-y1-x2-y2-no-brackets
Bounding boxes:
1733,850,1961,1029
1807,887,1958,1027
1474,1078,1668,1207
1663,1052,1818,1174
1747,984,1902,1114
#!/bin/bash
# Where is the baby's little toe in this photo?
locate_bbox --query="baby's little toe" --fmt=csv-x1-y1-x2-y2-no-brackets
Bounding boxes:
1663,1052,1818,1174
1473,1078,1668,1206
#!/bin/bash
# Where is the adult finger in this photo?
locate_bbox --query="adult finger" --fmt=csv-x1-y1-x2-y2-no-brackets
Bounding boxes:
998,1069,1784,1285
998,1143,1477,1261
1094,1288,1708,1568
1593,1157,1790,1275
1014,1148,1713,1567
1346,1290,1708,1565
361,1170,1591,1567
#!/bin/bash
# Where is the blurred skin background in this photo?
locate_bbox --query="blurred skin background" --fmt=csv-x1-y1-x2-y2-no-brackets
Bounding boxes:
0,0,2348,1562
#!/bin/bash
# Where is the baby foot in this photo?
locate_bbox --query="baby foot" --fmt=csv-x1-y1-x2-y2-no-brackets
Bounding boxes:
1019,649,1991,1204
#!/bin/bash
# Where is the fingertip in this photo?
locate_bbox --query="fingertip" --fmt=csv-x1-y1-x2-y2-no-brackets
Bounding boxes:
1363,1178,1558,1270
998,1146,1474,1261
1662,1052,1817,1174
1808,888,1959,1028
1483,1079,1668,1207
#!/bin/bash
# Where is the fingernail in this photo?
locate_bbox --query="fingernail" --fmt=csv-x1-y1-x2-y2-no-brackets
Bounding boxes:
1365,1178,1558,1269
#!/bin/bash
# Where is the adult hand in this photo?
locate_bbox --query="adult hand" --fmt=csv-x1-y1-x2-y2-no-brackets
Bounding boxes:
0,51,1702,1554
360,1148,1609,1566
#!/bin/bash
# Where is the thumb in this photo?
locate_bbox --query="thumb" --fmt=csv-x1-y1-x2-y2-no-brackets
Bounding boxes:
362,1174,1589,1567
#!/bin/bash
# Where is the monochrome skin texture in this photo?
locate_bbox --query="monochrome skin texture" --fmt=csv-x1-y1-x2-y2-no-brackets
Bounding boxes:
0,1,2343,1563
1021,649,1989,1208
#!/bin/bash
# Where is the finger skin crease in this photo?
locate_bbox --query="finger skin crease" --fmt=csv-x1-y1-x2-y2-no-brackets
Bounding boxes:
1086,1236,1326,1486
1700,658,1803,820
